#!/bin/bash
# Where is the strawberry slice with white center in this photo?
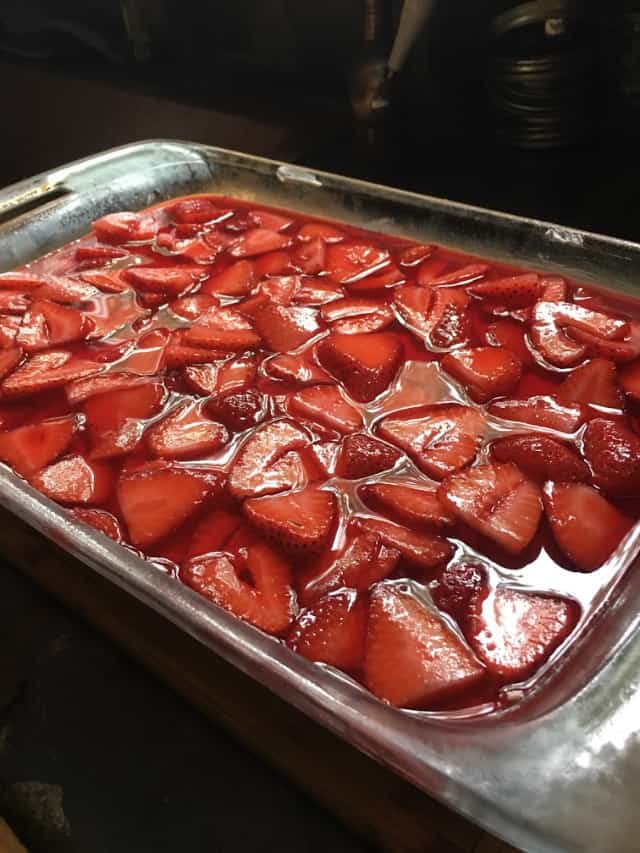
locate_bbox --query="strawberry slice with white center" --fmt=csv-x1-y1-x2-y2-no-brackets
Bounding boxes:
316,332,403,403
543,482,633,571
353,516,453,569
0,414,80,477
201,260,254,296
244,486,337,553
556,357,623,408
93,211,157,244
253,301,321,352
582,418,640,496
489,395,586,434
147,402,228,459
181,542,295,635
228,420,310,499
320,297,394,335
378,404,486,479
288,385,363,436
491,434,589,483
468,586,578,682
364,585,486,709
72,508,124,542
292,237,326,275
183,307,262,352
122,265,204,295
17,300,91,351
31,455,114,505
359,482,456,529
326,242,390,285
530,301,628,368
442,346,522,403
287,589,367,672
2,350,102,397
336,434,401,479
229,228,292,258
438,462,543,554
469,273,540,308
117,461,221,548
264,352,332,386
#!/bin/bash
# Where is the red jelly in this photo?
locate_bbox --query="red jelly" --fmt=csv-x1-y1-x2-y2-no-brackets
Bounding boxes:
3,194,639,714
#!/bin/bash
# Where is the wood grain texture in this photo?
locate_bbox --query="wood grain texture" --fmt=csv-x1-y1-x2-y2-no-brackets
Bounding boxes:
0,506,519,853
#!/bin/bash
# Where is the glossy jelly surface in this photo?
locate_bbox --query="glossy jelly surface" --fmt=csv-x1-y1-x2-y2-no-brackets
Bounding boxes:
2,194,640,715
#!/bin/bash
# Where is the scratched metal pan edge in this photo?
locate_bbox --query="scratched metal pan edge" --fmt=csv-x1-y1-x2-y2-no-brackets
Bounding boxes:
1,141,640,853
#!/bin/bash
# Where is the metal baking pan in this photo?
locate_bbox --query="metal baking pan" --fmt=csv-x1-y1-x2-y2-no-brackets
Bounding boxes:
1,141,640,853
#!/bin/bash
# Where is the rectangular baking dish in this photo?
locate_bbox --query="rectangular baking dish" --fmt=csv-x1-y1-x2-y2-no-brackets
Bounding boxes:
1,141,640,853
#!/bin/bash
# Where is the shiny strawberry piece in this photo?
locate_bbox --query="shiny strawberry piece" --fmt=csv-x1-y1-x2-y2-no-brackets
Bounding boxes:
393,284,432,333
254,251,294,278
583,418,640,496
72,507,124,542
531,301,627,368
228,420,310,499
93,211,157,244
147,402,228,459
326,242,390,284
378,404,486,479
469,273,540,308
254,302,320,352
0,272,51,290
248,210,292,232
442,346,522,403
122,265,204,294
316,332,402,403
364,585,486,709
201,260,254,296
253,276,299,306
399,244,433,267
80,271,129,293
570,321,640,363
169,294,220,320
489,395,586,434
557,358,623,409
183,308,261,352
482,319,533,365
2,351,102,397
415,257,450,285
0,291,30,315
244,486,337,552
75,245,128,266
165,331,226,369
321,297,394,335
0,414,79,477
429,563,486,630
181,542,295,636
337,434,401,479
620,360,640,401
206,388,267,432
491,434,589,483
185,508,243,560
292,237,326,275
17,300,90,351
294,278,344,306
543,482,632,571
83,379,165,459
172,197,224,224
185,353,256,396
439,462,543,554
354,516,453,569
288,385,363,436
430,263,489,287
32,278,99,304
427,287,470,348
298,222,344,242
347,265,404,292
229,228,292,258
287,589,367,672
264,352,332,386
0,347,23,380
31,455,114,505
0,315,20,347
359,482,455,529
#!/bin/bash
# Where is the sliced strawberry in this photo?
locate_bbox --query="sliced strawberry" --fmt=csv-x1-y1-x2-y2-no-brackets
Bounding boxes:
426,287,470,348
288,385,362,436
183,308,261,352
469,273,539,308
264,352,332,386
298,222,344,243
0,414,79,477
556,358,623,409
117,462,220,548
393,284,432,333
347,265,404,292
32,278,98,304
184,353,256,396
0,272,51,290
229,228,292,258
185,507,243,560
438,462,543,554
248,210,292,232
337,434,401,479
378,404,486,479
359,482,456,529
620,360,640,401
147,402,228,459
17,300,89,351
93,211,157,244
83,380,166,459
201,260,254,296
75,245,129,265
442,346,522,403
429,563,486,630
531,301,627,368
173,197,225,224
415,257,450,286
2,351,102,397
122,265,204,295
181,542,295,635
79,270,128,294
569,321,640,363
316,332,402,403
254,302,320,352
254,251,294,278
305,440,340,480
364,585,486,709
165,331,227,369
0,315,20,347
354,516,453,569
244,486,337,552
31,455,114,506
321,297,393,335
399,244,433,267
583,418,640,496
540,276,567,301
468,586,578,681
0,291,30,315
288,589,367,672
543,482,632,571
228,420,310,499
169,294,220,320
482,319,533,365
297,530,400,605
206,389,267,432
0,347,23,380
292,237,325,275
253,276,299,306
491,434,589,483
72,507,123,542
326,242,390,285
489,395,586,433
294,278,344,306
430,263,489,287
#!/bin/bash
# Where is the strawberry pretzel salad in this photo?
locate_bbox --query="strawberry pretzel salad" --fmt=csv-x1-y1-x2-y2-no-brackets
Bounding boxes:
1,194,638,714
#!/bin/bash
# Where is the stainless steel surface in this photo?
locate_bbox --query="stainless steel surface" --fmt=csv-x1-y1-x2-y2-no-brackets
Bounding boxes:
1,141,640,853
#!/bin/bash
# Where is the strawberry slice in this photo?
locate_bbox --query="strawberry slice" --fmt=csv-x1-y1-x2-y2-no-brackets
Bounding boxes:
531,301,627,368
165,331,227,369
288,385,363,435
297,529,400,605
393,285,432,333
93,212,157,244
429,263,489,287
72,507,124,542
489,395,586,433
378,404,486,479
147,402,228,459
491,434,589,483
80,271,129,294
316,332,402,402
32,278,98,304
469,273,540,308
326,242,390,285
0,315,20,347
620,360,640,401
399,244,433,267
229,228,292,258
468,586,578,681
169,294,220,320
425,287,470,348
183,307,261,352
442,346,522,403
83,379,166,459
569,321,640,363
298,222,344,243
415,257,450,286
244,486,337,553
429,563,486,630
201,260,255,296
0,347,23,380
173,197,226,224
438,462,543,554
540,276,567,301
253,276,300,306
254,302,320,352
31,455,114,506
556,358,623,408
2,351,102,397
320,297,394,335
206,389,267,432
254,251,294,277
185,353,256,396
543,482,633,571
288,589,367,672
117,462,220,548
181,542,295,635
0,414,79,477
122,265,204,295
353,516,452,569
482,319,533,365
185,508,243,560
17,300,90,351
264,352,332,386
228,420,310,499
294,277,344,306
582,418,640,496
364,585,486,709
292,237,325,275
359,482,456,529
248,210,292,232
0,272,52,290
337,434,401,479
0,291,30,315
75,245,129,265
347,265,404,292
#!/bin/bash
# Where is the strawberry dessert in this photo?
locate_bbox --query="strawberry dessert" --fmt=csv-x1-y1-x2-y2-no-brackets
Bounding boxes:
1,193,638,714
